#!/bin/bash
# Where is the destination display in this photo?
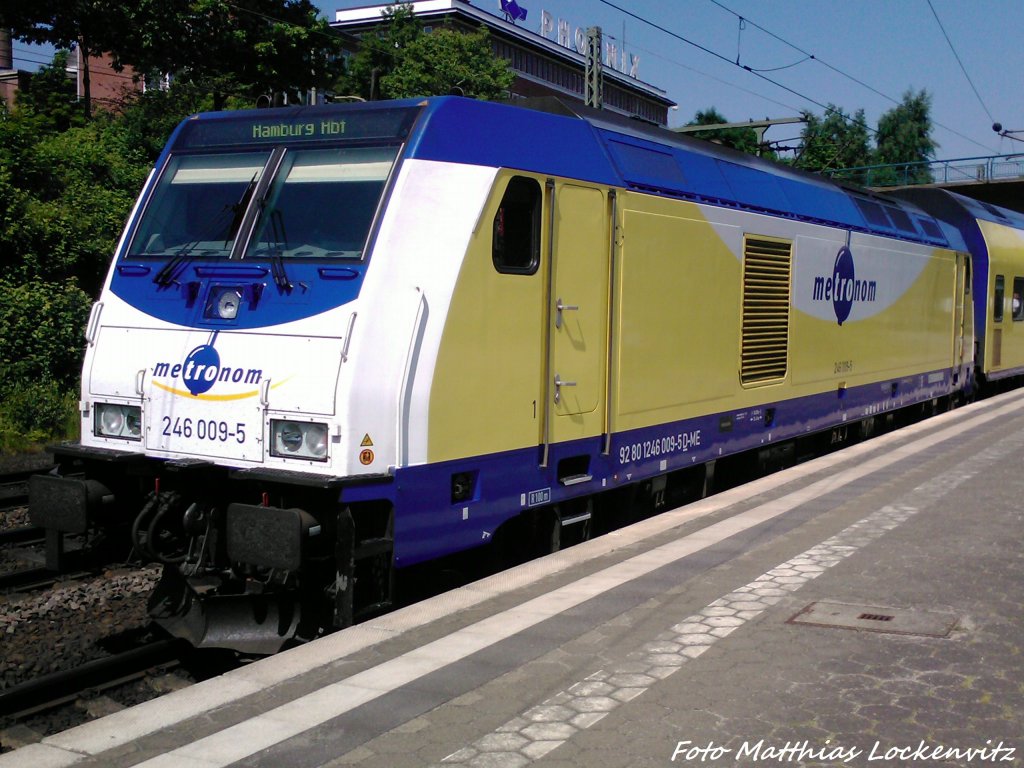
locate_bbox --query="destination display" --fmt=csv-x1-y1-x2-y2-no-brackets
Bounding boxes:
176,105,421,149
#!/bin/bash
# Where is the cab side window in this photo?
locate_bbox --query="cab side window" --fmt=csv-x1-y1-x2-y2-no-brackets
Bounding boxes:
994,274,1004,322
493,176,541,275
1013,277,1024,321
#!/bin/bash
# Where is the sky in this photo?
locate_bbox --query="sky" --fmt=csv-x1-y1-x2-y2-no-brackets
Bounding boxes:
8,0,1022,163
320,0,1024,164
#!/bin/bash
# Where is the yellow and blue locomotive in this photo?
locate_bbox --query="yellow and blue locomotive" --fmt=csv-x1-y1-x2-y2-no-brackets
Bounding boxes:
31,97,1016,652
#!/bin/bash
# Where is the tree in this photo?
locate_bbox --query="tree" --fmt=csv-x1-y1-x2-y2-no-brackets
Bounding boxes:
336,3,422,100
795,104,872,175
335,4,513,101
0,75,150,295
114,81,217,162
14,50,86,132
381,27,513,100
872,89,937,185
115,0,345,110
684,108,761,155
2,0,346,114
0,67,156,445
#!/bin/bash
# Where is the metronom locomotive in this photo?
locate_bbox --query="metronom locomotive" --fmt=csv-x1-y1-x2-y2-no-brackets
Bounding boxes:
29,97,1024,652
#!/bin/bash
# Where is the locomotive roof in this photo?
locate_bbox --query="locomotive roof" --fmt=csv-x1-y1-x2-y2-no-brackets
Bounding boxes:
170,96,966,252
404,97,963,250
889,187,1024,231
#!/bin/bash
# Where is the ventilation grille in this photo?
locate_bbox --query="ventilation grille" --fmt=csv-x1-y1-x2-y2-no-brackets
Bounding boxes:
741,237,792,384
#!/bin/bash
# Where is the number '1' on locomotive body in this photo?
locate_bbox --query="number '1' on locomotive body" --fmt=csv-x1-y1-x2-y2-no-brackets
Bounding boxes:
29,97,1024,652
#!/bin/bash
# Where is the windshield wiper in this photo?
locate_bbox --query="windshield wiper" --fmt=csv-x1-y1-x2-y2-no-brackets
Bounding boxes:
268,209,292,293
153,241,199,287
226,173,259,247
152,173,259,287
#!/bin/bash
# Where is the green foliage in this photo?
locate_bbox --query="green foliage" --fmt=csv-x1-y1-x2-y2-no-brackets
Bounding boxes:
871,89,937,185
0,56,167,449
334,3,422,100
685,107,762,155
0,278,90,448
0,380,79,451
789,90,936,185
381,27,513,100
0,278,93,387
0,112,149,295
14,50,85,132
0,0,134,116
0,3,370,450
110,0,344,109
795,105,872,174
2,0,345,113
111,81,216,162
335,4,513,101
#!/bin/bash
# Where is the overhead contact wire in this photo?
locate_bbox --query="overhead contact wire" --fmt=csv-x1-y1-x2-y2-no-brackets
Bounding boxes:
707,0,996,154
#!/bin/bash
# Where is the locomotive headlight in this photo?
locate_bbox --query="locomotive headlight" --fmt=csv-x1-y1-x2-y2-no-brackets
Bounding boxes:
215,288,242,319
306,424,328,458
277,421,304,453
270,419,329,461
204,286,244,321
95,403,143,441
124,408,142,437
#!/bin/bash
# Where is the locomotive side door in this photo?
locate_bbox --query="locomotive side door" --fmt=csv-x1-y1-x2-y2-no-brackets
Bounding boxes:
543,181,611,459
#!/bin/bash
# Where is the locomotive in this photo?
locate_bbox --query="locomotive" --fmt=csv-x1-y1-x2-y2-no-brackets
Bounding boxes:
29,96,1024,652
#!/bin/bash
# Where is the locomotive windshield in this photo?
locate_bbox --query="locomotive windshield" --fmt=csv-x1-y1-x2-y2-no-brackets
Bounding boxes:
127,146,399,262
245,147,399,260
126,105,418,262
129,152,273,259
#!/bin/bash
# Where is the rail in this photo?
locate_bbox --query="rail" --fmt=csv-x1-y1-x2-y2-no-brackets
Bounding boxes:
825,153,1024,188
0,637,186,719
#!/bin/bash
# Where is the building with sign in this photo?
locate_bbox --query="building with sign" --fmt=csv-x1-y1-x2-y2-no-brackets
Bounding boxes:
0,30,142,112
330,0,674,125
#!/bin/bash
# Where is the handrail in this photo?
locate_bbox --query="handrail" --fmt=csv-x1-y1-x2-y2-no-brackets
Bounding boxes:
823,153,1024,188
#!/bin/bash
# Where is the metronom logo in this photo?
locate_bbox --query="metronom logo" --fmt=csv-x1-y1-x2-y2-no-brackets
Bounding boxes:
153,344,263,396
812,246,877,325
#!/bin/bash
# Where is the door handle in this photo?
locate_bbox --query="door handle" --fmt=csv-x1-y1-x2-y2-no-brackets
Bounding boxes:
554,373,576,404
555,298,579,329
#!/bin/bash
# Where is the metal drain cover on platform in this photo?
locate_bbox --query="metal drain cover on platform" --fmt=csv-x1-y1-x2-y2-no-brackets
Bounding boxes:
788,601,959,637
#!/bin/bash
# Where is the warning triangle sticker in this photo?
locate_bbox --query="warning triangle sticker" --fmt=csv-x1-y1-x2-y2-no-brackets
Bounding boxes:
360,434,374,447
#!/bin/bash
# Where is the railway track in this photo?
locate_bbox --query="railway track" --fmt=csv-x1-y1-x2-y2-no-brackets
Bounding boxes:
1,467,99,595
0,565,61,593
0,469,38,515
0,463,196,744
0,525,43,546
0,524,94,595
0,637,187,721
0,476,54,593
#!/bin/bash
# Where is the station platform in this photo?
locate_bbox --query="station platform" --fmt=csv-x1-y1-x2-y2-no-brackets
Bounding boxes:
3,389,1022,768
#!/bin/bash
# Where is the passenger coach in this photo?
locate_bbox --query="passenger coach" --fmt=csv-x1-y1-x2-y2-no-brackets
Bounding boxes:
894,187,1024,385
